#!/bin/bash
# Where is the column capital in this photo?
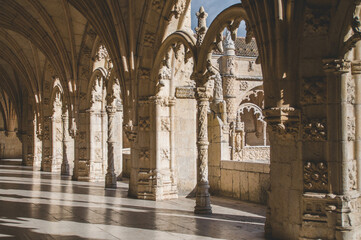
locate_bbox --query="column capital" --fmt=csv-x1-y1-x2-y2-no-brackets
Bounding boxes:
323,58,351,74
106,105,117,114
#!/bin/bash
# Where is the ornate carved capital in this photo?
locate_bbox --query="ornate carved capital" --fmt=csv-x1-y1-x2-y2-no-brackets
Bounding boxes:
106,106,117,114
323,59,351,74
264,107,300,139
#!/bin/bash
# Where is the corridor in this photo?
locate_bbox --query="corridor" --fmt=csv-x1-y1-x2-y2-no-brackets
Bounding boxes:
0,160,266,240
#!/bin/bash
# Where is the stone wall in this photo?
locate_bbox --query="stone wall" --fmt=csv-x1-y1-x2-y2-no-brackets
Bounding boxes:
212,160,270,205
0,131,22,159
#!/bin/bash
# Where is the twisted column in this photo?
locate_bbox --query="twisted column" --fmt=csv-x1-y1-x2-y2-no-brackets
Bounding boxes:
194,87,212,214
105,106,117,188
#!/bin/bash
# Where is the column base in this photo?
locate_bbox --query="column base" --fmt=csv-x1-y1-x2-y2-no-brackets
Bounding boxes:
105,172,117,188
61,163,70,175
194,182,212,215
132,168,178,200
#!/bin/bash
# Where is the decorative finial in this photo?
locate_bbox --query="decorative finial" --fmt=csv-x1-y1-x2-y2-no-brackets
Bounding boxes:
223,30,235,51
195,6,208,46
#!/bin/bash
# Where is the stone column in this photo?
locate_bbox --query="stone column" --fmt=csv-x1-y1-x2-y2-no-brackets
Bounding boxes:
194,86,212,214
61,111,70,175
324,59,356,239
21,132,28,166
221,30,237,124
105,106,117,188
353,60,361,192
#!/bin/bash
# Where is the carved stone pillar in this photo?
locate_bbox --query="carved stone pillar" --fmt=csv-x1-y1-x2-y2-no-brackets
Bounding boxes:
222,75,237,123
194,87,212,214
324,59,352,195
105,106,117,188
61,112,70,175
42,116,53,172
352,60,361,192
323,59,357,239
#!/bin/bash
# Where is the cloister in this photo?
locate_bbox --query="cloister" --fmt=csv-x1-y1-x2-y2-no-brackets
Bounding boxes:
0,0,360,239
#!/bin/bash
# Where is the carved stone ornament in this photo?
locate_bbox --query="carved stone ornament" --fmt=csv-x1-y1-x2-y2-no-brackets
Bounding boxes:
195,6,208,46
301,77,326,105
169,0,186,20
240,81,248,91
267,122,299,139
124,123,137,142
303,119,327,141
161,117,170,132
304,7,330,35
347,77,355,104
94,45,108,62
347,117,356,141
263,107,300,139
349,159,357,191
161,148,170,161
175,86,195,99
152,0,162,13
139,149,150,162
139,117,151,131
223,30,235,50
139,68,151,81
304,161,328,192
323,59,351,73
144,31,155,47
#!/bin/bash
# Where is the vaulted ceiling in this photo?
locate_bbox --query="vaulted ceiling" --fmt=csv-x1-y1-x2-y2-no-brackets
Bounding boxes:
0,0,191,131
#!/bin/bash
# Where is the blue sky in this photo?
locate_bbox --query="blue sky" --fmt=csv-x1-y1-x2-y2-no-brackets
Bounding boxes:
190,0,246,37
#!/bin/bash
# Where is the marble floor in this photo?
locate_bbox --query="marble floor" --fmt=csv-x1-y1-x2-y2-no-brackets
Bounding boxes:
0,160,266,240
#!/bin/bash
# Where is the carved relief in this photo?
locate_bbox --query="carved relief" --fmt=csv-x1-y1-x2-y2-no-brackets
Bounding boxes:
240,81,248,91
304,7,330,35
139,117,151,131
195,6,208,46
144,31,155,47
169,0,186,19
139,149,150,162
198,147,208,183
152,0,163,13
161,117,170,132
56,128,62,141
347,77,355,104
43,147,51,157
175,87,195,99
349,159,357,191
301,77,326,104
267,122,299,139
303,197,327,222
248,61,254,72
79,148,87,159
161,149,170,161
43,125,50,140
347,117,355,141
235,146,270,162
304,161,328,192
94,45,108,61
139,68,151,81
124,124,137,142
94,132,102,142
303,119,327,141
